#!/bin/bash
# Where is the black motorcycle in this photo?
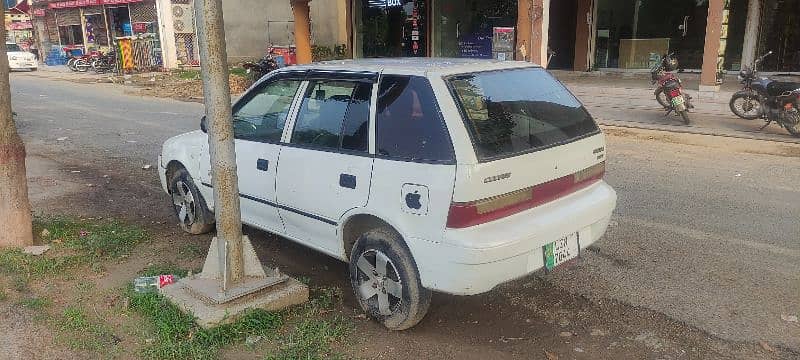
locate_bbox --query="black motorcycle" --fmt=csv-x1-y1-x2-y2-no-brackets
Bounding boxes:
242,49,279,81
730,51,800,137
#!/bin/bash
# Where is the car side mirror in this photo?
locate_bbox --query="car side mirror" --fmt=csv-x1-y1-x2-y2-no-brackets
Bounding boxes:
200,115,207,133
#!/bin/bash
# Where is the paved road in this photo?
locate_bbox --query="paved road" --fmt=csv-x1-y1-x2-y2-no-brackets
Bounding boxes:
9,73,800,353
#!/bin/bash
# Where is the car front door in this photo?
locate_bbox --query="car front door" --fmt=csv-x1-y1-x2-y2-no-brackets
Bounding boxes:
275,73,376,257
200,73,304,235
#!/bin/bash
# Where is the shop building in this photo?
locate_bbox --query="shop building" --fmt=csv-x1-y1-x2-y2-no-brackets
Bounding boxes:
4,0,33,45
148,0,343,68
30,0,163,70
290,0,798,94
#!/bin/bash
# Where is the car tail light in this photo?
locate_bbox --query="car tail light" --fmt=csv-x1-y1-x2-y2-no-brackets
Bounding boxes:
447,162,606,228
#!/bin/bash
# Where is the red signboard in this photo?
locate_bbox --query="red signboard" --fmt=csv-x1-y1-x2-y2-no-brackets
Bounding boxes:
132,22,147,33
33,8,46,16
48,0,141,9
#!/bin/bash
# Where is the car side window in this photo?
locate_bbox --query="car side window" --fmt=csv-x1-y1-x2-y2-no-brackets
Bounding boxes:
291,80,372,152
376,75,455,163
233,79,302,142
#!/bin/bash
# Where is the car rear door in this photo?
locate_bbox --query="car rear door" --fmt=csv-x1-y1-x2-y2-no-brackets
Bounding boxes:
275,71,377,257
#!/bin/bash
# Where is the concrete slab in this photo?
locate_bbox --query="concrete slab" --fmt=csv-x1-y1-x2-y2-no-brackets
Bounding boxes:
161,277,309,328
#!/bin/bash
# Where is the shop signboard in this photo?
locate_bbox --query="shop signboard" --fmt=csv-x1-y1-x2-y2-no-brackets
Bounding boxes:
458,33,492,59
133,22,148,34
33,9,46,16
48,0,142,8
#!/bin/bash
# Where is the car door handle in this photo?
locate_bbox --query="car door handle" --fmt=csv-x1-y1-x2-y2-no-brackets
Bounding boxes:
339,174,356,189
256,159,269,171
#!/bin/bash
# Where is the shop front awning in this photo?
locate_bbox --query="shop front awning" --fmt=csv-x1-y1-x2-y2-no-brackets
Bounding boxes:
47,0,143,9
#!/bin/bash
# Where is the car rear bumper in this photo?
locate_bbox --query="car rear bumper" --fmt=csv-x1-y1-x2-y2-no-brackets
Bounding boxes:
8,59,37,69
409,181,616,295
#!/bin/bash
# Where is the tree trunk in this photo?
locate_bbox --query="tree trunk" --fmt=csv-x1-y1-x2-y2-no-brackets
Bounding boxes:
0,17,34,248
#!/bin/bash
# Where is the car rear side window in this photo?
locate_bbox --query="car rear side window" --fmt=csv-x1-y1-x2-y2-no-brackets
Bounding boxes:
447,68,599,161
376,75,454,163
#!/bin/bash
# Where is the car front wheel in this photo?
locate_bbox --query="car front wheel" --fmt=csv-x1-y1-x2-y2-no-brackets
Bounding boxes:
349,228,431,330
168,167,214,235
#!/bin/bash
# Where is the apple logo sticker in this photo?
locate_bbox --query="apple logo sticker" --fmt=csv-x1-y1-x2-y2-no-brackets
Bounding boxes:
401,184,429,216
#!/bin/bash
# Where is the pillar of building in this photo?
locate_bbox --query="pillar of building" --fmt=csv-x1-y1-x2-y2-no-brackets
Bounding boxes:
699,0,726,97
291,0,312,64
740,0,760,68
516,0,548,66
573,0,592,71
155,0,178,69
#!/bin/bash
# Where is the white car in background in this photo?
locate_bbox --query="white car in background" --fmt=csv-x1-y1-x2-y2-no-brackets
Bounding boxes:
5,43,37,71
159,59,617,330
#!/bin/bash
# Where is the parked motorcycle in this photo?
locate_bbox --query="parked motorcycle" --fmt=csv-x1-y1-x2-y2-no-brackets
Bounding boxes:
652,53,694,125
92,51,118,74
730,51,800,137
242,47,279,81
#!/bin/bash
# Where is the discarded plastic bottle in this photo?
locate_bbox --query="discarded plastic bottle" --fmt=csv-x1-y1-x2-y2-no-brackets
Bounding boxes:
133,274,179,293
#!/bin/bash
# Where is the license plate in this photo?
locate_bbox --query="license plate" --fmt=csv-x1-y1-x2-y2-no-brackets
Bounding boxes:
672,95,684,106
544,233,579,271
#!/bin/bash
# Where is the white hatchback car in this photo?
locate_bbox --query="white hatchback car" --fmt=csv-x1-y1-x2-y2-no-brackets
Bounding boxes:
5,43,37,71
159,58,616,330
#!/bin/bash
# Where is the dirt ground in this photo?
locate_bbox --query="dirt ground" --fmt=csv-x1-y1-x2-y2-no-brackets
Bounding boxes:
2,124,796,359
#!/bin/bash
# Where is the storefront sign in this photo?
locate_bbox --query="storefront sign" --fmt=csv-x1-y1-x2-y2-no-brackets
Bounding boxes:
133,22,147,33
33,9,46,17
459,34,492,59
48,0,142,9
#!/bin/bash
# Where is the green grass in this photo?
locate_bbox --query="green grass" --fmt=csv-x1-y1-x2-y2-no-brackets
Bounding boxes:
138,263,191,278
267,316,350,360
176,69,200,80
17,296,51,310
178,243,206,259
56,306,121,354
0,217,149,291
35,217,148,259
229,67,247,77
267,287,351,360
128,288,283,359
0,289,7,301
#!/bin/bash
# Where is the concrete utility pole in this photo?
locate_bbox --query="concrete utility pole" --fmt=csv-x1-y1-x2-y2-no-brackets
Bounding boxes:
161,0,307,327
193,0,245,290
0,2,34,249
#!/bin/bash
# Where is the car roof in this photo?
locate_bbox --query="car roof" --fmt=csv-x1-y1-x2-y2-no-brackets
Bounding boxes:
280,58,541,77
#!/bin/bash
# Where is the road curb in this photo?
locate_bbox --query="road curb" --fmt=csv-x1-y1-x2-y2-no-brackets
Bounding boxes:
598,120,800,145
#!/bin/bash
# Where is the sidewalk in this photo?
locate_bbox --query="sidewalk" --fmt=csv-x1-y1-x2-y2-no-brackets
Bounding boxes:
553,70,800,144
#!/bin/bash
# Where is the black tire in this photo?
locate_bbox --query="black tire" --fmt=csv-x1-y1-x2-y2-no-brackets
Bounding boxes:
680,110,691,125
66,58,78,71
729,91,762,120
655,87,670,109
349,227,431,330
168,167,214,235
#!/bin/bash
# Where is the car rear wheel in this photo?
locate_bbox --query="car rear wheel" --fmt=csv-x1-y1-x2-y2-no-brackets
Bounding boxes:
168,167,214,235
349,228,431,330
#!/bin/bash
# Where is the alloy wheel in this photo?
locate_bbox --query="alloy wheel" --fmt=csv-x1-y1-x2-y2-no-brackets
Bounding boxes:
355,249,403,316
172,180,197,227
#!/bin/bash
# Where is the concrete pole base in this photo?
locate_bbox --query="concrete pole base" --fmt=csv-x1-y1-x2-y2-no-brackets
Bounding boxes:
161,277,309,328
160,235,309,328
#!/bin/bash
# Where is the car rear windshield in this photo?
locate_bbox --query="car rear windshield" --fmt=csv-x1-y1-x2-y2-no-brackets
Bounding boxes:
5,44,21,52
447,67,599,161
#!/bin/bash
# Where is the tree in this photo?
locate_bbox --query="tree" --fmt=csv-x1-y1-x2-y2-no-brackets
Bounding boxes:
0,4,34,248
